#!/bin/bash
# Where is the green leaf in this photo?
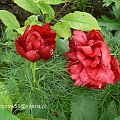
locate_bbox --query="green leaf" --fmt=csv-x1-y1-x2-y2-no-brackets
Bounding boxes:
25,15,43,26
99,22,120,30
61,11,100,31
16,26,26,35
113,6,120,21
113,0,120,8
0,81,13,112
56,38,69,53
16,15,43,35
103,0,113,6
71,95,98,120
0,10,20,29
36,0,64,5
31,91,47,119
114,116,120,120
101,15,117,23
13,0,40,14
0,109,19,120
5,28,18,40
54,22,71,39
99,101,118,120
17,112,47,120
37,3,55,22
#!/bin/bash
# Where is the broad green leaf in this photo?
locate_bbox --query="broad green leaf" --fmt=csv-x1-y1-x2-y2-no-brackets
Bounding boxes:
0,109,19,120
35,0,64,5
71,95,98,120
37,3,55,22
25,15,38,25
99,101,118,120
16,26,26,35
0,10,20,29
16,15,43,35
56,38,69,53
0,81,13,112
13,0,40,14
61,11,100,31
53,22,71,39
25,15,43,26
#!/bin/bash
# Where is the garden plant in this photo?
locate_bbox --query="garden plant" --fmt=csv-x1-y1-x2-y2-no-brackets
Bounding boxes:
0,0,120,120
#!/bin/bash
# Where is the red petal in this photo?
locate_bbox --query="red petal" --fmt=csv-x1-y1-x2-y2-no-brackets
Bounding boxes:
42,23,56,39
70,63,84,74
101,42,111,67
87,65,115,84
64,51,78,61
87,30,104,42
82,57,100,67
77,51,86,61
25,50,40,62
26,42,32,51
80,46,93,56
15,40,27,59
69,39,76,50
80,68,106,89
111,56,120,83
72,30,88,46
39,46,53,60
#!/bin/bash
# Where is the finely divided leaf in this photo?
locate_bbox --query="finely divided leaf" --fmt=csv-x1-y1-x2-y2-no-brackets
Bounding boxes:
99,101,118,120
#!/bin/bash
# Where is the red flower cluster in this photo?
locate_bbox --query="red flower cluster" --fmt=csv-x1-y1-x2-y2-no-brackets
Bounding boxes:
65,30,120,89
15,23,56,62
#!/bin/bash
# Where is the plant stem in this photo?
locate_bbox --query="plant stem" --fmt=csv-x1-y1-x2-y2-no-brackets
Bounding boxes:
32,62,39,88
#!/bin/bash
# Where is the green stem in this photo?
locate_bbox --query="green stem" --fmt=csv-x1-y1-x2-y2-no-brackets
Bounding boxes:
31,62,45,94
32,62,36,83
32,62,39,88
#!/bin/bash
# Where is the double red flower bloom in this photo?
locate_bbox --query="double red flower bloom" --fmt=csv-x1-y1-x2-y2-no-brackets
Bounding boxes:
15,23,120,89
65,30,120,89
15,23,56,62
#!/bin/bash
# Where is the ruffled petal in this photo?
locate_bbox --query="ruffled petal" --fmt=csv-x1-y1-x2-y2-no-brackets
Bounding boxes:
80,68,106,89
64,51,78,61
15,40,26,59
39,46,53,60
26,50,40,62
79,46,93,56
111,56,120,83
87,65,115,84
101,42,111,67
72,30,88,46
87,30,104,42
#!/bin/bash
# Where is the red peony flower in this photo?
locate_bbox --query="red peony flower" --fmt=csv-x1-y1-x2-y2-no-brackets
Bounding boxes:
65,30,120,89
15,23,56,62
